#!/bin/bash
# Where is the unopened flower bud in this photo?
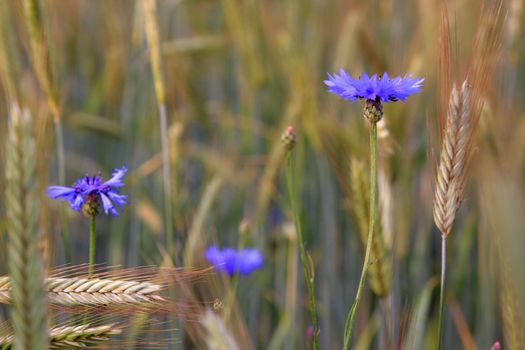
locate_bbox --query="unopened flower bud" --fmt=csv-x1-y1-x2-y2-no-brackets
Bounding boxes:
307,325,320,340
490,341,501,350
364,98,384,123
281,125,296,151
82,194,100,218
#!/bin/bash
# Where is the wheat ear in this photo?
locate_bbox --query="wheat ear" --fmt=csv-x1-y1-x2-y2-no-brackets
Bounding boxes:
433,81,470,238
499,251,525,348
434,81,470,349
0,276,165,307
350,158,391,298
23,0,69,265
0,323,121,349
5,104,48,349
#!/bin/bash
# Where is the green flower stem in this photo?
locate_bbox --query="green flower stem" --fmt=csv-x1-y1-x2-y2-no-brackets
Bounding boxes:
437,237,447,349
285,153,319,350
223,234,250,324
223,273,240,325
88,215,96,277
84,215,96,321
343,120,378,350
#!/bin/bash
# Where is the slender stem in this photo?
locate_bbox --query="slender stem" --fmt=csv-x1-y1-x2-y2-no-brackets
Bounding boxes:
54,118,71,264
223,273,240,325
343,121,377,350
285,153,319,350
84,215,96,322
437,237,447,349
159,103,174,254
142,0,175,256
88,215,96,277
223,237,245,324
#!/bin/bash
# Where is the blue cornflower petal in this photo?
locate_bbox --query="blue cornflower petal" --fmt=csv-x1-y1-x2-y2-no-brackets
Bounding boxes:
77,176,101,193
325,69,423,103
47,186,77,200
204,245,223,266
106,191,128,208
237,248,264,275
220,248,238,275
205,245,234,275
47,165,129,216
101,166,127,188
70,194,85,211
205,245,264,276
99,192,117,216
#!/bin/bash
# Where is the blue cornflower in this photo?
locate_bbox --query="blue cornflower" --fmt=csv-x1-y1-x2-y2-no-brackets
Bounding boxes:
47,166,128,216
324,69,424,103
205,245,264,276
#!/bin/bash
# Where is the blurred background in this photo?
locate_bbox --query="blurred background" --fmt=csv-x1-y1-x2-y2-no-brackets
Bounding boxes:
0,0,524,349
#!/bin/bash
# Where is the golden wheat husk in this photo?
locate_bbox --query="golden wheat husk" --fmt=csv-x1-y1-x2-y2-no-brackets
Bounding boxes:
48,323,121,348
0,323,121,349
0,3,21,100
5,104,48,350
499,259,525,349
376,118,395,156
498,217,525,349
378,169,394,250
0,276,166,307
433,82,470,238
433,0,502,238
479,171,525,349
350,158,391,297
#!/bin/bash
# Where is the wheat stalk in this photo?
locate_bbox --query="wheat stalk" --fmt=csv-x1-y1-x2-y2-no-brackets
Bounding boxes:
433,81,470,238
434,81,471,349
23,0,68,265
22,0,64,171
5,104,48,350
23,0,58,117
0,323,121,349
0,276,166,307
142,0,175,254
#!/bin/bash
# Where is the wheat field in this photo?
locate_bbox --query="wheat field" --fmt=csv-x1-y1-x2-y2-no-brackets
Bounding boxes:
0,0,524,349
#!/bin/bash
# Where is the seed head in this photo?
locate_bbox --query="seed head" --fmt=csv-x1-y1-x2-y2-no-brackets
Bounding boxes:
281,125,296,151
364,98,384,123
